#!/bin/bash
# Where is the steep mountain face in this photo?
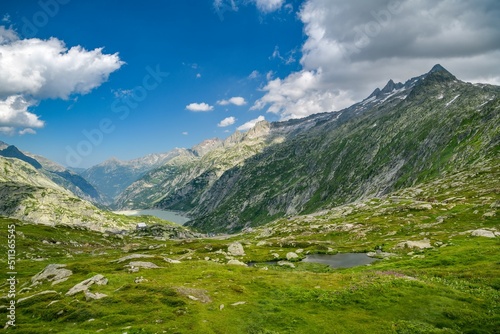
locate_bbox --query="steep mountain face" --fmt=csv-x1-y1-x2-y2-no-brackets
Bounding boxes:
0,144,105,204
0,157,125,231
177,65,500,232
81,149,194,201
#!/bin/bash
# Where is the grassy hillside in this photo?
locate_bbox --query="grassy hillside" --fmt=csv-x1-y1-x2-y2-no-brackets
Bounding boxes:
1,161,498,333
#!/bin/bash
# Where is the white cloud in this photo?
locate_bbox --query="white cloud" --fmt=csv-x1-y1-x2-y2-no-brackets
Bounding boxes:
217,96,247,106
248,70,260,79
254,0,285,13
237,115,265,131
196,73,202,78
2,14,10,23
0,26,124,134
266,71,275,81
182,131,189,135
19,128,36,135
213,0,284,15
0,95,44,132
186,102,214,112
253,0,500,120
218,116,236,127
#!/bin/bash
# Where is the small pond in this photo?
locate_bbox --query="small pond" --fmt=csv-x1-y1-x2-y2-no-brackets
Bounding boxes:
301,253,377,268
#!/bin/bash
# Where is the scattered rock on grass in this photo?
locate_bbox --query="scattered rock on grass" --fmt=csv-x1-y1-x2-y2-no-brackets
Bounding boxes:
470,229,497,238
228,242,245,256
31,264,73,286
227,260,247,266
66,274,108,296
395,240,433,250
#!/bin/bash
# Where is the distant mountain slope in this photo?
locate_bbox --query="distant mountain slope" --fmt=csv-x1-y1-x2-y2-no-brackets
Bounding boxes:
0,157,197,237
179,65,500,232
0,145,42,169
81,149,196,201
0,145,105,204
0,157,122,230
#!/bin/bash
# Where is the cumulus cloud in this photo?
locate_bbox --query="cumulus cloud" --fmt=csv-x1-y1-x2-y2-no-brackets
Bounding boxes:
0,26,124,134
186,102,214,112
218,116,237,127
237,115,265,131
217,96,247,106
253,0,500,120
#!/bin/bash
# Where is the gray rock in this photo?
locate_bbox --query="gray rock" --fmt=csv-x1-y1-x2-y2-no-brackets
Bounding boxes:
395,240,433,249
286,252,299,260
31,264,73,286
164,257,182,264
470,229,496,238
112,254,155,263
227,260,247,266
17,290,59,304
277,261,295,268
84,291,108,301
126,261,161,269
228,242,245,256
66,274,108,296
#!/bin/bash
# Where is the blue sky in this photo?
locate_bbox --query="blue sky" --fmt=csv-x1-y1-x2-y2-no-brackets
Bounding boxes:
1,0,499,168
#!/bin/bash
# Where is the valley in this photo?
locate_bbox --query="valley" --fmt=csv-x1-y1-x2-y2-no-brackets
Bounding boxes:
0,65,499,333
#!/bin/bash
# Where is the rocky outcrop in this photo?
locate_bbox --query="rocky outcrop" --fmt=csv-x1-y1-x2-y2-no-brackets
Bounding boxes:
66,274,108,296
31,264,73,286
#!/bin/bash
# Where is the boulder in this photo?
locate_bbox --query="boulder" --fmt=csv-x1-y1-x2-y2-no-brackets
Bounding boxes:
395,240,433,249
286,252,299,260
66,274,108,296
227,260,247,266
31,264,73,286
228,242,245,256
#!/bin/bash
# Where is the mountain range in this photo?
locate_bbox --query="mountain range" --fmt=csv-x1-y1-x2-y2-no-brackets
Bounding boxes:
0,65,498,234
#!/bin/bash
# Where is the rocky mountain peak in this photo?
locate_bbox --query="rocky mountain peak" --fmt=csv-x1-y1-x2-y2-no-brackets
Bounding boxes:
424,64,457,82
245,120,271,140
192,138,223,157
